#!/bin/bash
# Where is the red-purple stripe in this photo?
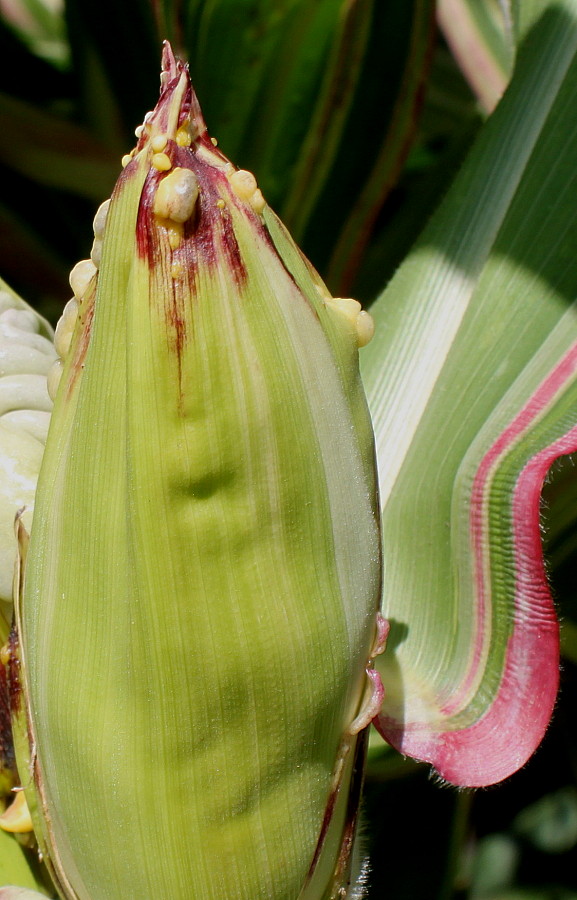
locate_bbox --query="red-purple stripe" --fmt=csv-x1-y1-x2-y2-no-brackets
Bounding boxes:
375,344,577,786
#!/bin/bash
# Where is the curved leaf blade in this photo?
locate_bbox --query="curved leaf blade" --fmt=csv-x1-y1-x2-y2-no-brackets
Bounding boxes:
437,0,514,112
362,2,577,786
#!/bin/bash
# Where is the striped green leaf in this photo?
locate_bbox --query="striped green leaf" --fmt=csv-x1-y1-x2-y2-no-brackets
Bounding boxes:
0,279,55,621
437,0,514,112
362,0,577,786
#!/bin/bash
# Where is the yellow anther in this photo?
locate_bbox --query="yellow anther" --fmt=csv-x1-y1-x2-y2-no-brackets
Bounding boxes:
171,262,183,279
69,259,97,299
216,199,225,209
134,124,144,138
121,154,132,168
211,137,218,146
151,134,168,153
152,152,172,172
167,222,184,250
0,790,34,834
153,167,199,223
176,127,192,147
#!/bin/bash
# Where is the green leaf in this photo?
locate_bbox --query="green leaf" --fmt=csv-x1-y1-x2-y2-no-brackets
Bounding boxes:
184,0,435,286
320,0,435,292
362,1,577,786
0,835,48,898
64,0,159,145
513,788,577,854
0,0,69,70
437,0,514,112
0,94,118,201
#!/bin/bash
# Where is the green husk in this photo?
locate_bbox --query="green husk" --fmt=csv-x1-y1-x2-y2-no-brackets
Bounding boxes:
12,45,382,900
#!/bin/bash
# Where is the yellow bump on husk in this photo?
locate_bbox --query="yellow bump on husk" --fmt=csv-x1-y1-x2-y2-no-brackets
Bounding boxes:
176,127,192,147
92,199,110,240
152,152,172,172
229,169,258,201
0,790,33,834
249,188,266,214
327,297,362,320
46,358,63,402
228,169,266,215
216,199,225,209
0,643,9,666
69,259,97,299
153,167,199,223
121,154,132,168
167,221,183,249
325,297,375,347
54,298,79,360
171,262,183,279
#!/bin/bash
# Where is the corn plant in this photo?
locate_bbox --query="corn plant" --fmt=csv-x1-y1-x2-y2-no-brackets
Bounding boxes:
2,1,577,898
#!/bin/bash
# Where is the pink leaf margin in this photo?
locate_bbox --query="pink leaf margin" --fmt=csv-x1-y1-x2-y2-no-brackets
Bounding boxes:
374,344,577,787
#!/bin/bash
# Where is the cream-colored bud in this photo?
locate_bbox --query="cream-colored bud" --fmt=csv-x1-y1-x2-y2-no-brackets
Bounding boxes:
152,152,172,172
69,259,97,299
151,134,168,153
229,169,257,201
93,199,110,240
356,310,375,347
0,790,33,833
46,358,63,402
228,170,266,215
54,298,79,360
90,238,102,268
325,298,374,347
250,189,266,214
328,297,362,319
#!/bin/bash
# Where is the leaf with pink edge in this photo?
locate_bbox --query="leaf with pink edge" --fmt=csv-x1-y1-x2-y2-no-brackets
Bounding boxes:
362,1,577,786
